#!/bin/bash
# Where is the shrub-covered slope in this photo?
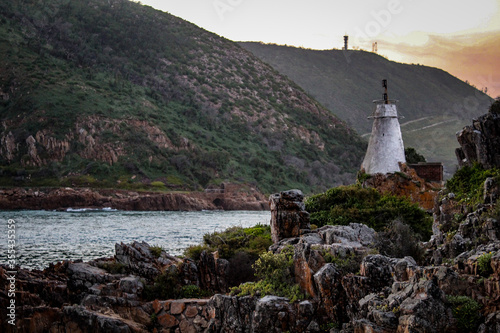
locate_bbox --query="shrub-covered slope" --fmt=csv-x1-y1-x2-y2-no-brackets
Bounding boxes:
0,0,365,193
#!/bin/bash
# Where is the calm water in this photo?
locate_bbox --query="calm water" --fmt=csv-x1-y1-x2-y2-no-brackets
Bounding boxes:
0,210,270,270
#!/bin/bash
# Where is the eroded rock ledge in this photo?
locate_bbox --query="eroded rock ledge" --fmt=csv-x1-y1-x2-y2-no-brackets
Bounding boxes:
0,185,269,211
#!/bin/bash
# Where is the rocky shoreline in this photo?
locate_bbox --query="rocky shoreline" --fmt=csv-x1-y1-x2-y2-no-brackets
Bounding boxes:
1,187,499,332
0,184,269,211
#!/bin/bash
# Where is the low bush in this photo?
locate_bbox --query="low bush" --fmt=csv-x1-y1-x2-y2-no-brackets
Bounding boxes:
375,220,425,263
320,250,363,274
96,260,128,274
180,285,210,298
184,224,272,260
477,252,494,276
446,295,481,332
230,246,307,302
149,245,164,259
305,185,432,240
143,270,180,301
184,224,273,287
489,99,500,114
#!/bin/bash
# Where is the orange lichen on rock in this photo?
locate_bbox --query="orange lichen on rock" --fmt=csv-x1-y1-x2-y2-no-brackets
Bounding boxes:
361,163,442,211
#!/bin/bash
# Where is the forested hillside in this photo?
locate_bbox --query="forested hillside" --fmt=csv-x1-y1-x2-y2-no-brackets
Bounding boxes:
0,0,365,194
241,42,493,176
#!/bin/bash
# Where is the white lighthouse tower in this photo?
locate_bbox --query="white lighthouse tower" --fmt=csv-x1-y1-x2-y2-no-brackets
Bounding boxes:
361,80,406,174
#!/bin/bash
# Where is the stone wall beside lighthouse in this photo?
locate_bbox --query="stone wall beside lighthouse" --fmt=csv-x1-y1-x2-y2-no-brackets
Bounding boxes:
361,102,406,174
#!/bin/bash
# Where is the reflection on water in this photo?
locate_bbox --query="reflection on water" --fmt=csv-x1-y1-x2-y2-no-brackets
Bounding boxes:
0,210,270,270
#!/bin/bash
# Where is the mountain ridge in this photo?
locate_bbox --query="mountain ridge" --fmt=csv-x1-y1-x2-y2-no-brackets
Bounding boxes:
0,0,365,194
239,42,493,176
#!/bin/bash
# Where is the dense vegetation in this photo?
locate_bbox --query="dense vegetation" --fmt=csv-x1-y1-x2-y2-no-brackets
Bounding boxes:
305,185,433,240
184,225,273,286
0,0,366,193
240,42,493,175
230,246,305,302
184,225,272,261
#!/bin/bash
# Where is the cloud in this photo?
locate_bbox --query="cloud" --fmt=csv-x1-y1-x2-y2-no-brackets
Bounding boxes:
380,31,500,97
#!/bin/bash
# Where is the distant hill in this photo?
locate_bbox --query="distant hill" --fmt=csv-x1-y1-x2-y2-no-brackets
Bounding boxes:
0,0,366,194
240,42,493,177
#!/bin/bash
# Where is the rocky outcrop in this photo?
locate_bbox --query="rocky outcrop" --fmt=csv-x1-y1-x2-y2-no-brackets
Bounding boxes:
0,186,269,211
207,295,321,333
361,163,441,211
269,189,310,243
115,241,182,280
429,177,499,265
198,251,229,293
0,116,194,167
456,111,500,169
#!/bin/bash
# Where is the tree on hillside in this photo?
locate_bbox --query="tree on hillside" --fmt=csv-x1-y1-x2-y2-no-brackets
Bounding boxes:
490,99,500,114
405,147,426,164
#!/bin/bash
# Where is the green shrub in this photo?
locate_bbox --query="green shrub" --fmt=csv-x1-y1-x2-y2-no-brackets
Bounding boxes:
320,250,362,274
446,295,481,332
184,224,272,260
184,224,272,287
375,220,425,263
184,244,212,261
230,246,307,302
477,252,494,276
96,260,128,274
143,270,180,301
305,185,432,240
180,285,210,298
405,147,426,164
150,181,166,189
149,245,164,258
446,163,500,205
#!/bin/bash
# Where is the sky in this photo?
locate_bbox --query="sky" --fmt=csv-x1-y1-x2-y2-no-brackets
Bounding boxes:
140,0,500,98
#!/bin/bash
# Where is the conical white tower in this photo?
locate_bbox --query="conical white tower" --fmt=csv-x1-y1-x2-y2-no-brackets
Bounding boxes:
361,80,406,174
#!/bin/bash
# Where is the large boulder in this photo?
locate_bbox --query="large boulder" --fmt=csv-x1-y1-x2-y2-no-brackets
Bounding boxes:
115,241,181,279
269,189,310,243
206,295,320,333
198,251,230,293
313,263,347,323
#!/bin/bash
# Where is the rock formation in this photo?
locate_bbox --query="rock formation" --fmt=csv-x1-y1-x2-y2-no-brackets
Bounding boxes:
361,163,441,211
456,111,500,169
269,189,310,243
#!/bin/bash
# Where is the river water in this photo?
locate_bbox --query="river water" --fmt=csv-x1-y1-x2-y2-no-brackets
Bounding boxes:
0,209,271,270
